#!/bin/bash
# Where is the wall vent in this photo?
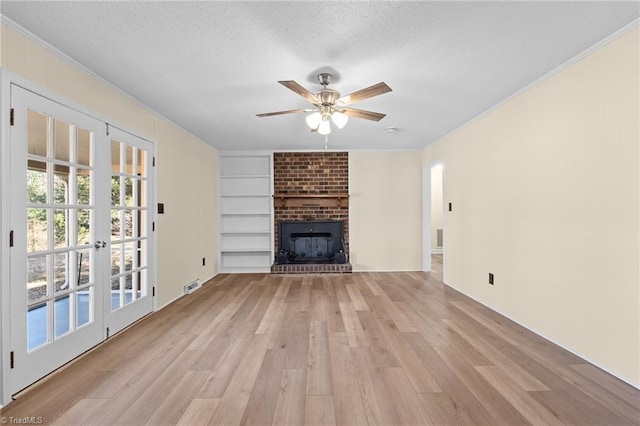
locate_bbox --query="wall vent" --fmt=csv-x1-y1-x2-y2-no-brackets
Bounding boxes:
184,279,202,295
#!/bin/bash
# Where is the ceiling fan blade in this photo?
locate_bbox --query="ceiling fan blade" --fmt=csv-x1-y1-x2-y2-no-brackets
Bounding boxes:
342,107,386,121
337,82,392,105
278,80,321,104
256,108,308,117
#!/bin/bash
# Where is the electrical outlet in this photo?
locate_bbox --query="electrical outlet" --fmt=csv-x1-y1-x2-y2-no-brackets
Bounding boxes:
489,273,494,285
202,257,206,266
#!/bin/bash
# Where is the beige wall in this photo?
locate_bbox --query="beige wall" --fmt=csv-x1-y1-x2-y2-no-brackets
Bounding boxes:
349,151,423,271
423,27,639,386
1,23,219,308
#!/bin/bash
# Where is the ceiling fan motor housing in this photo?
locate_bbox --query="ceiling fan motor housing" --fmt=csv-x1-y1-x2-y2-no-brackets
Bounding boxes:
317,89,341,106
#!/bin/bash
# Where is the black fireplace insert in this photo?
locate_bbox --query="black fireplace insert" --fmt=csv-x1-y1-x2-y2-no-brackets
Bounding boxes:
276,220,347,264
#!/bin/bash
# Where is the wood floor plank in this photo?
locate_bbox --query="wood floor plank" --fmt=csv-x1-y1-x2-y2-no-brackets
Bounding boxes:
4,261,638,426
196,321,259,398
351,347,402,426
306,320,333,396
113,350,204,425
187,284,257,350
356,310,401,368
445,318,550,391
380,367,434,426
338,302,369,348
50,398,107,425
143,369,211,425
377,319,441,393
327,332,368,426
256,280,291,334
177,399,220,426
345,283,369,311
240,348,287,426
272,368,307,426
476,365,564,425
304,395,337,426
207,334,271,426
434,345,529,425
298,278,313,312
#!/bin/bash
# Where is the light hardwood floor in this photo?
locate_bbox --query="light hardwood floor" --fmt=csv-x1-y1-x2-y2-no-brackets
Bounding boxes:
2,255,639,425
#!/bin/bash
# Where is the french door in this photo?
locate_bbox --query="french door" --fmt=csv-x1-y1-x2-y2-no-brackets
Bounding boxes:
9,85,154,394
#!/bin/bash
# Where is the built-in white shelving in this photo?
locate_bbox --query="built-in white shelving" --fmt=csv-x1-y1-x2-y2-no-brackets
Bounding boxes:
219,153,273,272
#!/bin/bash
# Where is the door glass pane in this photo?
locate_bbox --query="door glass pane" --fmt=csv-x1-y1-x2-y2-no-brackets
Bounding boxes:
77,170,91,205
27,110,49,157
139,180,147,208
53,209,68,249
111,141,121,172
27,208,48,252
76,288,91,328
111,245,121,275
77,127,91,167
54,295,71,337
27,164,47,204
124,242,134,271
53,165,70,204
54,252,69,293
137,149,146,177
77,209,91,245
111,176,121,206
28,302,48,351
53,119,71,162
124,210,133,238
76,249,91,286
111,209,121,241
27,255,48,303
125,145,133,174
125,273,133,305
111,278,122,311
124,177,134,207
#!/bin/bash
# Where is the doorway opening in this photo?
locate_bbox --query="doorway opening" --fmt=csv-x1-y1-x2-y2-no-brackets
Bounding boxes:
423,163,444,272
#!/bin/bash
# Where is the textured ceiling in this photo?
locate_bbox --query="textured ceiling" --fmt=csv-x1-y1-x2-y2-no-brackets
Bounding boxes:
1,1,638,151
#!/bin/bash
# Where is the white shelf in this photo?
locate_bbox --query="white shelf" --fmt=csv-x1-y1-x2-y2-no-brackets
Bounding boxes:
219,153,273,272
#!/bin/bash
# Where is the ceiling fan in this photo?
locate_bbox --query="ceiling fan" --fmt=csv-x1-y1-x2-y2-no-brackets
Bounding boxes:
256,73,392,135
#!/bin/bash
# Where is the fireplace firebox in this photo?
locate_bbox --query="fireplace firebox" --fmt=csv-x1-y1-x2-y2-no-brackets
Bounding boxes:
275,220,347,264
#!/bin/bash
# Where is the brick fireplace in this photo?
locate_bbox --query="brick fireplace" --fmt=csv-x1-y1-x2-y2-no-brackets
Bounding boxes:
271,152,351,273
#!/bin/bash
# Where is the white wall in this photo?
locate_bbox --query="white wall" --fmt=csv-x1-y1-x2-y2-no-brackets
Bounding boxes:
0,22,219,308
423,27,639,386
349,151,423,271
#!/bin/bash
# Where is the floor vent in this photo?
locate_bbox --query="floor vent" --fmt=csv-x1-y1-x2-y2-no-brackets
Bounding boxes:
184,279,202,294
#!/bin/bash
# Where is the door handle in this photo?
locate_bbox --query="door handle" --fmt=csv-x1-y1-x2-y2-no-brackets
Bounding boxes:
94,241,107,249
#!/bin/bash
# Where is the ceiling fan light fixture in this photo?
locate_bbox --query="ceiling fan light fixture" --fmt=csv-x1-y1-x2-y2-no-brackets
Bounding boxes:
305,112,322,129
317,118,331,135
331,111,348,129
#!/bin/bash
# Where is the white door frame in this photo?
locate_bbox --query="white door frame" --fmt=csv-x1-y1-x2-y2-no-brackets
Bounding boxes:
0,70,157,405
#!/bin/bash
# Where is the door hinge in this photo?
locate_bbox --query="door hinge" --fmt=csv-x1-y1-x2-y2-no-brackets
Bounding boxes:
106,123,110,136
10,108,15,126
152,222,155,232
106,327,110,339
152,287,155,297
153,156,156,167
10,351,14,369
9,230,14,247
